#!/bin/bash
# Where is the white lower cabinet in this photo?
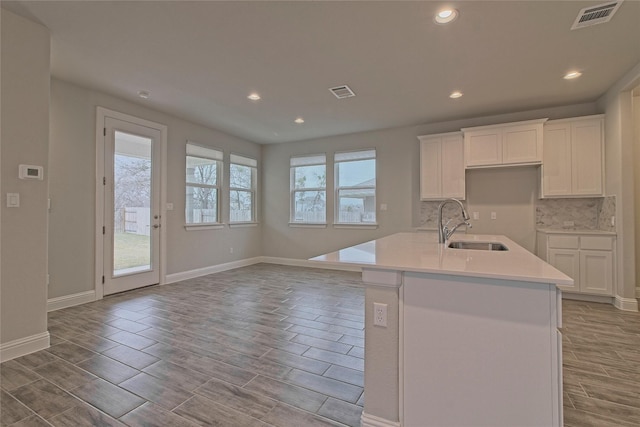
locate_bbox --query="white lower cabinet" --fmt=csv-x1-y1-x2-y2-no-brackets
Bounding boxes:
539,232,615,296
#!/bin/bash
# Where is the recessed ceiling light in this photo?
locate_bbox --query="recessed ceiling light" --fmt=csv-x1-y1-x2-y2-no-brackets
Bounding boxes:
137,90,150,99
294,117,305,124
564,71,582,80
435,8,458,24
247,93,261,101
449,91,463,99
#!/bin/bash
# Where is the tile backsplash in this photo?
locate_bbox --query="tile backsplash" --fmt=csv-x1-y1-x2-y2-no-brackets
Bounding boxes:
420,196,616,232
419,201,468,229
535,196,616,231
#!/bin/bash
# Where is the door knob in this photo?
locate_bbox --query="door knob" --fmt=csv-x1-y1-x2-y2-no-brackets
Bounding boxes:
153,224,160,229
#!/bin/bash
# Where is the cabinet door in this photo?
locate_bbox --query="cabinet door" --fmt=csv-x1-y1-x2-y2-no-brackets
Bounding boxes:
580,250,613,295
502,123,543,165
542,124,572,196
548,249,579,292
420,139,442,200
571,119,603,196
464,130,501,167
440,134,465,199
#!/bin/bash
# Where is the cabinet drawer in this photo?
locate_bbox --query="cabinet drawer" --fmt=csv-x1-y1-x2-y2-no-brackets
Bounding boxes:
581,236,613,251
548,235,579,249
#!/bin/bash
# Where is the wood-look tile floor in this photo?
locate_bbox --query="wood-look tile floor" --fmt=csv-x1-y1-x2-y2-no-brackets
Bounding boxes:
1,265,364,427
2,264,640,426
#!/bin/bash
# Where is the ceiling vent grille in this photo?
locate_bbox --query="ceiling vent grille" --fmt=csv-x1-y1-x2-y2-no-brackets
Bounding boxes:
571,1,623,29
329,85,356,99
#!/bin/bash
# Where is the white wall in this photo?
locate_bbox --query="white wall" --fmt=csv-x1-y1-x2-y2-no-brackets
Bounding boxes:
1,10,50,352
635,88,640,295
598,61,640,306
262,103,600,259
48,78,263,299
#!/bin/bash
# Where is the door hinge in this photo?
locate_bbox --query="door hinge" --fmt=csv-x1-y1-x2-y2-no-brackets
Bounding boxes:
103,177,106,185
103,226,105,235
102,275,105,284
103,127,106,136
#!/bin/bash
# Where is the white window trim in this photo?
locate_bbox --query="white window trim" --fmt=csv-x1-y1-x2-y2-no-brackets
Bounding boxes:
290,154,327,225
185,142,223,226
334,148,377,226
229,154,258,224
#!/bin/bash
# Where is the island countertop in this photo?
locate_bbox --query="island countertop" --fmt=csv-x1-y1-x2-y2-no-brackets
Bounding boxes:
310,232,573,285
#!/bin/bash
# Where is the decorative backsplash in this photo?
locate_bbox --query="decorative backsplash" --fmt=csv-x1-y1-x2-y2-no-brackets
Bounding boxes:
419,196,616,232
535,196,616,231
419,201,468,229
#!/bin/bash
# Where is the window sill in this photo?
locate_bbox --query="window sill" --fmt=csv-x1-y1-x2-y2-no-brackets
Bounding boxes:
229,222,259,228
185,223,225,231
288,222,328,229
333,223,379,230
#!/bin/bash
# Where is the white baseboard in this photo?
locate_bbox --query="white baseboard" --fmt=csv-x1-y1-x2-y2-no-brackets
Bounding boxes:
261,256,362,272
46,256,358,314
165,257,263,284
561,293,614,305
361,412,401,427
615,295,639,312
48,290,96,312
0,331,50,363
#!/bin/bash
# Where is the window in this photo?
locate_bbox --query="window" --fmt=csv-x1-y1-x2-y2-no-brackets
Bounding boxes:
335,149,376,224
290,154,326,224
229,154,257,223
186,143,222,225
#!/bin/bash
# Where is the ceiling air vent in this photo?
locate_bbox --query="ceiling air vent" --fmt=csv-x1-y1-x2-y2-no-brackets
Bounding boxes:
329,85,356,99
571,1,623,30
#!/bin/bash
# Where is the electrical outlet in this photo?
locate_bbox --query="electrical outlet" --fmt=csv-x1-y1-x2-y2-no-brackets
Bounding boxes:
563,221,575,228
373,303,388,327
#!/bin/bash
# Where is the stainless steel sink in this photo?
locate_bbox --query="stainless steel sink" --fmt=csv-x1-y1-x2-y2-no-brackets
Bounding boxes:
448,241,508,251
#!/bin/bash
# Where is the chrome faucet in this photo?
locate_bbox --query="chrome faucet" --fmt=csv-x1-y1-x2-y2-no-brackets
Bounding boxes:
438,198,472,243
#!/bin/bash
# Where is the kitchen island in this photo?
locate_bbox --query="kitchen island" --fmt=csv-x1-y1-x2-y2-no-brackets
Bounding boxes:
311,232,572,427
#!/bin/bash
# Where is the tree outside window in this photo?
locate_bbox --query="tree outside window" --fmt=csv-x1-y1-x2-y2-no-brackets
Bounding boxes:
290,154,326,223
186,143,222,224
230,154,257,223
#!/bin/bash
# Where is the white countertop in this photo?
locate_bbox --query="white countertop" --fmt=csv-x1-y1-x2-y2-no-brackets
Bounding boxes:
310,232,573,285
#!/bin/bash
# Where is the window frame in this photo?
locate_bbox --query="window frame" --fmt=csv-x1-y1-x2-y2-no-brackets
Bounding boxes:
289,154,327,226
185,142,223,229
229,153,258,224
334,149,377,226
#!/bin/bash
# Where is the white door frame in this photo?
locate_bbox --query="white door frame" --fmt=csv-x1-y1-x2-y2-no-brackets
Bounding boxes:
95,107,167,300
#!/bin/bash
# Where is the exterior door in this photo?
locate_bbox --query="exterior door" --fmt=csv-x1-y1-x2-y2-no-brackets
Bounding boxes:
102,116,161,295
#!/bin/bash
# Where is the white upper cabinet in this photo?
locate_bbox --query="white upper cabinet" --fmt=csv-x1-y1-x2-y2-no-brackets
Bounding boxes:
462,119,546,168
541,115,604,197
419,132,465,200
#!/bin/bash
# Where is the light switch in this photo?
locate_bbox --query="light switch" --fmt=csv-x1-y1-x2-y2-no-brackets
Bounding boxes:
380,204,388,211
491,212,497,220
7,193,20,208
166,202,174,211
473,212,479,220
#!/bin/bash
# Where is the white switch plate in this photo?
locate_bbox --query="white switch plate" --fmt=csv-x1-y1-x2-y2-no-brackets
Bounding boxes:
7,193,19,208
491,212,497,220
380,204,388,211
166,202,174,211
473,212,479,220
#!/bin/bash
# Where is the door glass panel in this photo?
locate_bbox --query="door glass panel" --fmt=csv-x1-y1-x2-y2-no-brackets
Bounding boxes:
113,131,153,277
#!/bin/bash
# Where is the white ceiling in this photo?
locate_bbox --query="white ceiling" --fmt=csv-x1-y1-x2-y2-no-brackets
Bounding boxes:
4,1,640,144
